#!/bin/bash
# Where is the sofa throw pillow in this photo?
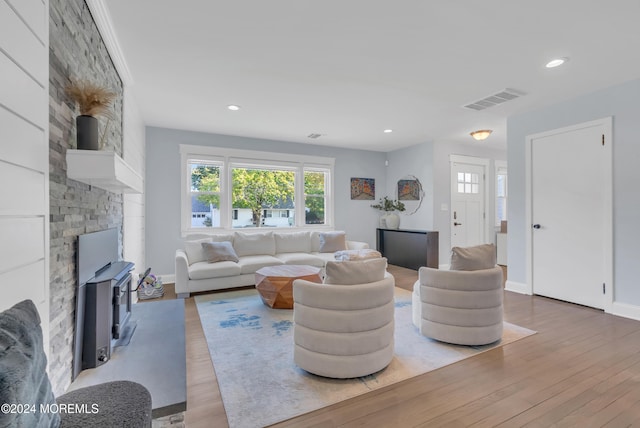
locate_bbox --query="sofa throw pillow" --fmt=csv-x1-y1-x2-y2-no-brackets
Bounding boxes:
233,231,276,257
450,243,497,271
202,241,239,263
275,231,311,254
324,257,387,285
0,300,60,428
334,249,382,261
318,231,347,253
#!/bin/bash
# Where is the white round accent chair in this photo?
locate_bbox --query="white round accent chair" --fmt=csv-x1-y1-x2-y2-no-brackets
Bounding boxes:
292,258,395,378
412,244,504,346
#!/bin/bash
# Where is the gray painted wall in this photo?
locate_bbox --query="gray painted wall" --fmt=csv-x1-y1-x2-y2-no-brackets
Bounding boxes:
145,127,386,275
384,142,435,232
507,78,640,306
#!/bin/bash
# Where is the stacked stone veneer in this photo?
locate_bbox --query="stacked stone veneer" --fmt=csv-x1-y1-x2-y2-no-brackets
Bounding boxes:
49,0,124,395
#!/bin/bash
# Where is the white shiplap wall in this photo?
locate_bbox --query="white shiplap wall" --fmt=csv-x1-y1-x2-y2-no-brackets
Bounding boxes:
122,88,146,287
0,0,50,353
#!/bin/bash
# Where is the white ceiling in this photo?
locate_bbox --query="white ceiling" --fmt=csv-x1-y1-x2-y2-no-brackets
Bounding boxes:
103,0,640,152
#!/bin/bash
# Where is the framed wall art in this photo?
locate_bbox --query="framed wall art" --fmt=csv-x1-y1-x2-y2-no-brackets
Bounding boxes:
350,177,375,200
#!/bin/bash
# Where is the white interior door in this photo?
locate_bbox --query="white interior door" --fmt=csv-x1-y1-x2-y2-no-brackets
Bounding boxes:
531,121,610,309
450,159,486,248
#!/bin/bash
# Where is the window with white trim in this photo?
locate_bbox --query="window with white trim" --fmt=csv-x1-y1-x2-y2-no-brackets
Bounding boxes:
181,145,334,233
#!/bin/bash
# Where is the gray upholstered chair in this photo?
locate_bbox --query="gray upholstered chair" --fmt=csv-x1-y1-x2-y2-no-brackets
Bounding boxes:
0,300,152,428
293,258,395,378
412,244,504,346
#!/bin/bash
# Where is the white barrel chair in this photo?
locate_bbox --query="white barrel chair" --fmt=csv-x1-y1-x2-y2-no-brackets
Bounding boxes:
293,261,395,378
412,266,503,345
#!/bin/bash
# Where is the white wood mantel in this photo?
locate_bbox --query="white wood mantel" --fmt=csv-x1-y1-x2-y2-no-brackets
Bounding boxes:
66,149,143,194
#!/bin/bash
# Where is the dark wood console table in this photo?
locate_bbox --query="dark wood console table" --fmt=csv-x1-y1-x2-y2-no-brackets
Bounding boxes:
376,228,439,270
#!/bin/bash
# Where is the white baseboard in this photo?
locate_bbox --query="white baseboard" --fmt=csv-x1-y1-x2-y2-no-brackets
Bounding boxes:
505,280,530,295
611,302,640,322
159,274,175,285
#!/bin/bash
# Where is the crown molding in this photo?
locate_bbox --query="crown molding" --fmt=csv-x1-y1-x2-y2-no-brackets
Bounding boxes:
85,0,134,87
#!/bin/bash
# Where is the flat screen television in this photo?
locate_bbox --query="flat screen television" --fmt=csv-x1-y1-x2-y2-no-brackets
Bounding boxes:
77,228,118,286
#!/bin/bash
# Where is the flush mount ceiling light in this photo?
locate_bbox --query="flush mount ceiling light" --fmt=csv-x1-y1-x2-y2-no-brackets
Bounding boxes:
383,129,393,133
546,57,569,68
227,105,241,111
470,129,493,141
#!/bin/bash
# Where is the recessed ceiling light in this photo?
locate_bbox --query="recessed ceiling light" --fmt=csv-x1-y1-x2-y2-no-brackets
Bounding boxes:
383,129,393,133
545,57,569,68
227,105,240,111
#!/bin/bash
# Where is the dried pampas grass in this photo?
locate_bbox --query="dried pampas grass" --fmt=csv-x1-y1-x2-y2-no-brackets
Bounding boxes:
66,79,116,118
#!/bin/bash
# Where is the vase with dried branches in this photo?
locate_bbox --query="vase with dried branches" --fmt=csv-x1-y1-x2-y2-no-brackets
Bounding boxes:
66,79,116,150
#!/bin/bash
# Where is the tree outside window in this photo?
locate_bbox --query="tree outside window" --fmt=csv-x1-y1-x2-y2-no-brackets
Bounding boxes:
190,164,221,228
231,168,295,227
305,170,326,225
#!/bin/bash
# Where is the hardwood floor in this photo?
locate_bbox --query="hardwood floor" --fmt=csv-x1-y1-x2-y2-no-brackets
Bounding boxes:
157,266,640,427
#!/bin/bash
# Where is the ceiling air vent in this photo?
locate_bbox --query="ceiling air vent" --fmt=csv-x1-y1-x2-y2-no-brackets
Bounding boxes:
307,133,323,139
464,88,527,111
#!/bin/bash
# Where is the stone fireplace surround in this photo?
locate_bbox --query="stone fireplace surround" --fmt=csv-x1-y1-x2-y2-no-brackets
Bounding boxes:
49,0,124,395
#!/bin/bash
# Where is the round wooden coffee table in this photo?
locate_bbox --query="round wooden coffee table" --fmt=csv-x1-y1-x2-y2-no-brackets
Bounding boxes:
255,265,322,309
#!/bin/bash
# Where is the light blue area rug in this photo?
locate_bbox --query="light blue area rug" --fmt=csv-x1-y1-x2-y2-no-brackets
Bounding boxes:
195,288,535,428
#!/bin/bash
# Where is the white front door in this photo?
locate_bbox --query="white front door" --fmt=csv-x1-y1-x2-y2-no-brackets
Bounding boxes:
530,119,611,309
450,157,487,248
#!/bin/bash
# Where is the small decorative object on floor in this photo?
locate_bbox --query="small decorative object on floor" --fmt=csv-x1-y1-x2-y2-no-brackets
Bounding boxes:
136,268,164,300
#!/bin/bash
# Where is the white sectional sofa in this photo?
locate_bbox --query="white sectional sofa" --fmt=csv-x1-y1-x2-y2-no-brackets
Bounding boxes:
175,230,368,297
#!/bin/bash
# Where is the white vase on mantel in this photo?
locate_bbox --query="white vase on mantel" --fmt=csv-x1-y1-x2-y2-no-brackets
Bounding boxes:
385,212,400,229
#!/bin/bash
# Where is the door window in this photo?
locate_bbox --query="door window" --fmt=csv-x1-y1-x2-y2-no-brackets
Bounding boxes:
457,172,479,194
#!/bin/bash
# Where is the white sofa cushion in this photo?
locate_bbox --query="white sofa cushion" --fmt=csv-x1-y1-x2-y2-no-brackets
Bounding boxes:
233,231,276,257
237,255,283,274
324,258,387,285
310,252,338,264
274,231,311,253
275,252,324,267
183,234,234,265
189,261,242,280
